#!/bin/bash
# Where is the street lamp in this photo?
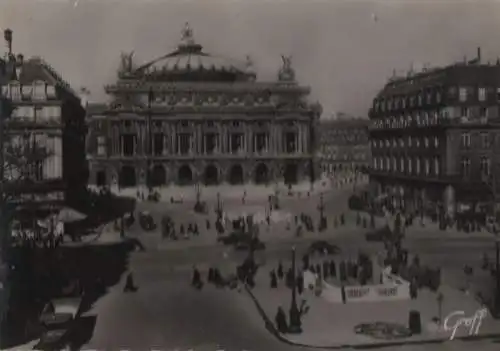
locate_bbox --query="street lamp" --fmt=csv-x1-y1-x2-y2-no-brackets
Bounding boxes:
146,87,154,191
289,246,302,333
318,192,325,218
216,192,222,219
491,228,500,318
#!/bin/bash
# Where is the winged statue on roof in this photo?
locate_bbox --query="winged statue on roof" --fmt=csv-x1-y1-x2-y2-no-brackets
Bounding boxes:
119,51,135,75
278,55,295,81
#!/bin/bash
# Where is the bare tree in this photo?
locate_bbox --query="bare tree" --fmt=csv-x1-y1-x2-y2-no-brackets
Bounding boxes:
2,132,53,203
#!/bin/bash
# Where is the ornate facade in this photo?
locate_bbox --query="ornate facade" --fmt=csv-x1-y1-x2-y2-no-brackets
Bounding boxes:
368,49,500,215
86,23,322,189
1,29,87,208
318,117,370,173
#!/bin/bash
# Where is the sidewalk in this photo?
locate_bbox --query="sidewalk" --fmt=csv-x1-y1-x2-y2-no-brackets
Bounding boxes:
404,220,495,240
106,172,366,203
244,260,500,348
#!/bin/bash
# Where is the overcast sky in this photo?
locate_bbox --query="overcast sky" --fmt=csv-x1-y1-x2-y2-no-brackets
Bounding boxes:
1,0,500,117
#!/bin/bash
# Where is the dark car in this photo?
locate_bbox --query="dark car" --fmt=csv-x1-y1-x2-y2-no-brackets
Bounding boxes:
308,240,340,255
365,226,391,242
235,238,266,251
217,232,245,245
36,298,82,351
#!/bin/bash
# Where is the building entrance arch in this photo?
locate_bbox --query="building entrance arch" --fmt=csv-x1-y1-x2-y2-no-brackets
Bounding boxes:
283,163,299,185
178,165,193,186
228,164,244,185
96,170,107,187
119,166,136,188
204,165,219,186
149,164,167,187
254,163,269,185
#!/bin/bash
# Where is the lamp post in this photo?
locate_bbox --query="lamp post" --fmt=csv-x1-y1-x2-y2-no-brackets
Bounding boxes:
318,192,325,218
216,192,222,219
146,87,153,191
0,29,17,329
493,234,500,318
288,246,302,333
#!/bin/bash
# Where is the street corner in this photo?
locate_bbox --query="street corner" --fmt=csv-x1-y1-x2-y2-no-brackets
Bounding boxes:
242,259,500,349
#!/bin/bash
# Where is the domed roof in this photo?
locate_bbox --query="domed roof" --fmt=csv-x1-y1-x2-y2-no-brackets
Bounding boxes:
135,23,255,82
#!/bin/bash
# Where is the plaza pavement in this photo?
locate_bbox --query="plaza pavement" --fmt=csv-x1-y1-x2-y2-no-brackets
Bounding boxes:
246,256,500,348
70,176,500,350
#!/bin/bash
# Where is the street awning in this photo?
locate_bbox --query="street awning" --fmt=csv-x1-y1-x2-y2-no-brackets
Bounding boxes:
54,207,87,223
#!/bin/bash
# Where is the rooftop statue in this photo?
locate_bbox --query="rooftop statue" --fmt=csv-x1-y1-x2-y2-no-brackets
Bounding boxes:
245,55,253,70
180,22,195,45
279,55,295,81
119,51,134,75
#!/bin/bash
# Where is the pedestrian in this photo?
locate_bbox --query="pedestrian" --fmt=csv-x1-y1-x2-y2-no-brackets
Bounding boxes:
302,254,310,270
192,266,203,290
277,262,284,280
410,278,418,299
315,264,321,277
285,268,294,289
206,219,211,230
270,270,278,289
208,267,215,283
339,261,347,282
275,307,288,333
297,272,304,294
322,261,329,278
329,260,336,277
123,273,137,293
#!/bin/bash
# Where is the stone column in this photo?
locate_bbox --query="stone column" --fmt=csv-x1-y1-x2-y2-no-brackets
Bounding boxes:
298,126,303,153
223,124,228,154
197,124,202,154
170,124,176,155
273,124,278,155
302,126,310,153
229,131,233,154
276,125,282,154
163,134,167,155
247,127,252,154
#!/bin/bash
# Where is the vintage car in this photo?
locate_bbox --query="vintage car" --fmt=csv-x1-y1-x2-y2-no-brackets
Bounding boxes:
139,211,157,231
37,297,82,350
308,240,341,255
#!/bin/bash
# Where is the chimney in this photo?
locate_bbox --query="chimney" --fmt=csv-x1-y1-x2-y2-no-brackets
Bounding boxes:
477,47,481,62
16,54,23,64
4,28,12,55
15,54,23,80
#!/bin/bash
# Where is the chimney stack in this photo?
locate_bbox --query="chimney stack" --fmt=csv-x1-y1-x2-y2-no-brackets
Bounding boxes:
477,47,481,62
4,28,12,55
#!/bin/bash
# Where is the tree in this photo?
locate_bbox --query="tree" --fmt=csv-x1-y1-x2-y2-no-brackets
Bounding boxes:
2,132,53,203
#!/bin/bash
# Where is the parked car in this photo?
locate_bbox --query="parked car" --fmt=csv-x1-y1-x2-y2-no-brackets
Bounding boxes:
348,195,364,211
139,211,156,231
365,226,391,242
217,232,243,245
36,298,82,351
308,240,340,255
234,238,266,251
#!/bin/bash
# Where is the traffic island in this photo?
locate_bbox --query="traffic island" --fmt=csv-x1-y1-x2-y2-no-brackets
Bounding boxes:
244,262,500,348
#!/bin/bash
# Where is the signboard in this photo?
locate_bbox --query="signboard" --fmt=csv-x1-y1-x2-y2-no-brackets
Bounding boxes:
343,283,409,302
